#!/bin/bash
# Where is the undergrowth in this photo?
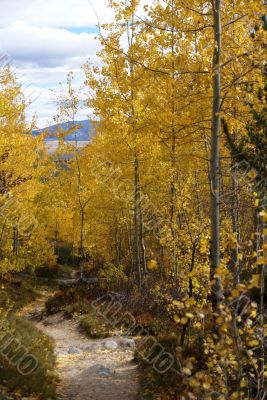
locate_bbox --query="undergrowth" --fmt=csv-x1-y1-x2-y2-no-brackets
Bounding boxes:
0,281,58,399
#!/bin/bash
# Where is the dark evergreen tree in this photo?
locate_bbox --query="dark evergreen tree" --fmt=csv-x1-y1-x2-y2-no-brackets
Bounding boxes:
222,66,267,186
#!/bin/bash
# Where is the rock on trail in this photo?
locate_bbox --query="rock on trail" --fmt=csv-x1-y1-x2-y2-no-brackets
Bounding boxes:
34,311,140,400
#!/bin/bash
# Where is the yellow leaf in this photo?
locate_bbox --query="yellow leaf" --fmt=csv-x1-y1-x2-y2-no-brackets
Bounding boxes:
250,309,257,318
249,274,260,289
248,339,259,347
185,312,194,319
189,378,200,388
147,259,158,270
240,378,247,388
181,367,192,376
216,316,224,324
173,300,184,309
230,392,239,400
257,257,264,265
259,211,267,222
254,198,260,207
248,169,257,179
203,382,211,389
221,324,228,333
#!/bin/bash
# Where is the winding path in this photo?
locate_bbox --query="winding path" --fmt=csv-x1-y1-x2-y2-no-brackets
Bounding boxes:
27,301,140,400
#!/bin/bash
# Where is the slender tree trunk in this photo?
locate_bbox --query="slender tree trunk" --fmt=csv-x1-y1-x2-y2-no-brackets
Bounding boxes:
139,211,147,275
189,242,197,298
181,241,197,346
0,219,7,250
134,151,142,290
258,191,266,397
72,111,87,280
125,219,134,274
231,132,241,287
127,6,142,290
115,219,121,266
159,243,164,280
12,226,18,256
170,127,179,287
170,127,176,241
170,0,179,289
210,0,223,304
79,206,85,280
138,175,147,275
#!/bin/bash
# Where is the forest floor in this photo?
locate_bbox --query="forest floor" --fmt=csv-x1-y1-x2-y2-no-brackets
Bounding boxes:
22,297,140,400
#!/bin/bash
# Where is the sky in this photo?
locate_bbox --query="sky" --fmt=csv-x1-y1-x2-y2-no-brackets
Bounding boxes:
0,0,114,128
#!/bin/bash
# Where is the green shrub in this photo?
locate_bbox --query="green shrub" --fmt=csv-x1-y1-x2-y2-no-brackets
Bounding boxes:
98,263,129,292
0,282,37,315
137,333,207,400
79,309,111,338
45,288,92,316
0,317,58,399
45,291,69,314
63,301,91,317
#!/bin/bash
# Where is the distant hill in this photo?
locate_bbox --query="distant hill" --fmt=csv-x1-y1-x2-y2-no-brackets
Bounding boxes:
32,120,92,142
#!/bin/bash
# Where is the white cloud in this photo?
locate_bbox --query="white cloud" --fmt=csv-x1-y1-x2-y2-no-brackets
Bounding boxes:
25,82,91,128
0,0,109,127
19,66,92,128
0,20,101,127
17,67,84,87
0,0,113,28
0,0,149,127
0,22,100,68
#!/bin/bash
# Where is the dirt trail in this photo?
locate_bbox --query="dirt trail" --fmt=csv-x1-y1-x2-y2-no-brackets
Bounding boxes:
25,300,140,400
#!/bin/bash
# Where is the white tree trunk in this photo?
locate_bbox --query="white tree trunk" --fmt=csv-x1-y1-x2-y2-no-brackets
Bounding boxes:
210,0,222,304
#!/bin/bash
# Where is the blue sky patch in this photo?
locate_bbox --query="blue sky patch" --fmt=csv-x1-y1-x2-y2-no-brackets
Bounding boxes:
67,27,98,34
